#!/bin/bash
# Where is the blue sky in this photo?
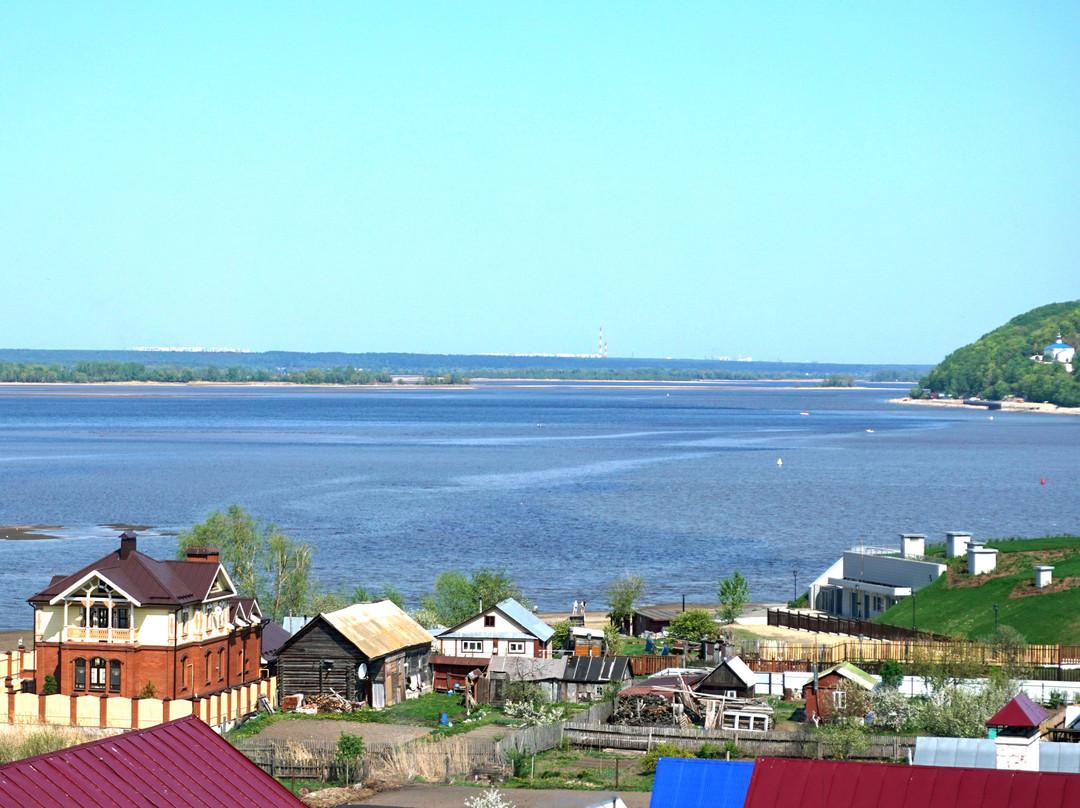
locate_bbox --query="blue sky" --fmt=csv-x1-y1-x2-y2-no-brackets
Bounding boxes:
2,3,1077,364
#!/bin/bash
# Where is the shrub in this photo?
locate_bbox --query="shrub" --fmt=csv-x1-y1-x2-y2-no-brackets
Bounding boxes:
336,733,366,761
138,681,158,699
877,660,903,690
41,674,58,696
698,740,743,759
641,742,694,773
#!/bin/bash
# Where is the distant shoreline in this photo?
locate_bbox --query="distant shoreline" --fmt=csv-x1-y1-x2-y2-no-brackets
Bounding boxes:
889,396,1080,417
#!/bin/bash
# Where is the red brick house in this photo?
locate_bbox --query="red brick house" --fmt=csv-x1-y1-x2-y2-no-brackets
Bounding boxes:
27,532,262,700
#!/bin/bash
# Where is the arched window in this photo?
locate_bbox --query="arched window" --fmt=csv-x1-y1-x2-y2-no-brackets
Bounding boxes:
74,658,86,690
180,655,188,691
89,657,106,691
217,648,224,681
109,660,121,692
205,651,212,685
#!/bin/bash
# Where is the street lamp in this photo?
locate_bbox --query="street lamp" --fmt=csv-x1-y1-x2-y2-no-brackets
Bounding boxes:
793,570,799,604
855,585,861,621
912,589,916,632
994,603,999,631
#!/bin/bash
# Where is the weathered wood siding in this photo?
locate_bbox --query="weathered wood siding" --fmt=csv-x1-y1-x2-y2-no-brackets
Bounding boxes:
276,620,366,701
699,664,755,698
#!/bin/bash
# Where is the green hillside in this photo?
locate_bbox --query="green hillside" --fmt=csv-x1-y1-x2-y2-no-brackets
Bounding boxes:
915,301,1080,407
876,536,1080,644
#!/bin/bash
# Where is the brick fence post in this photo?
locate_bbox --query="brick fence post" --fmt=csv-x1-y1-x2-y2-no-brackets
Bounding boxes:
131,697,140,729
70,694,78,726
99,695,108,728
163,698,170,723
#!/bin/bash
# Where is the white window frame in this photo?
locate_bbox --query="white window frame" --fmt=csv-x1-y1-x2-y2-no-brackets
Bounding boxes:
508,641,526,654
461,640,483,653
833,690,847,710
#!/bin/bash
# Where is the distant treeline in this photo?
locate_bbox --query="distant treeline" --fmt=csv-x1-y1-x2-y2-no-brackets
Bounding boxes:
0,360,392,385
0,358,923,386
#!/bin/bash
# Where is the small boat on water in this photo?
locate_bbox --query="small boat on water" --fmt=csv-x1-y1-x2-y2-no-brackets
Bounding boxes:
799,411,809,416
777,458,783,466
866,429,875,433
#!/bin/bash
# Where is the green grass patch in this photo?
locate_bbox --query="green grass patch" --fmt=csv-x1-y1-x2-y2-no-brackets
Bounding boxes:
876,535,1080,643
498,747,654,792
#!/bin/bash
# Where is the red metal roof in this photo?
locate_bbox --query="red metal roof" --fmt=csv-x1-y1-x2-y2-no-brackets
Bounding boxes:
0,715,305,808
744,757,1080,808
987,692,1050,728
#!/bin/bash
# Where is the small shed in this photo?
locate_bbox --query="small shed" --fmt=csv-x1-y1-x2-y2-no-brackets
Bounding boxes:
802,662,876,722
633,605,682,636
563,655,632,701
488,655,567,703
695,656,758,699
569,626,605,656
275,599,434,709
430,655,488,693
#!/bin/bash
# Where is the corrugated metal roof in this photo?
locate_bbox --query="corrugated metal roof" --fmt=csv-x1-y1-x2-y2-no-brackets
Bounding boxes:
649,758,755,808
1041,744,1080,774
913,737,997,769
564,656,630,684
323,599,434,659
496,598,556,642
488,656,566,680
743,757,1080,808
260,620,292,662
0,715,305,808
818,662,877,690
987,693,1049,728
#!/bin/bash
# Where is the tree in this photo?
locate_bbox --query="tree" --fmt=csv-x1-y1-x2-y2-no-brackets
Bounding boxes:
717,571,751,624
604,571,646,632
603,621,624,656
876,660,904,690
422,567,527,626
550,620,571,651
667,608,721,640
176,505,312,622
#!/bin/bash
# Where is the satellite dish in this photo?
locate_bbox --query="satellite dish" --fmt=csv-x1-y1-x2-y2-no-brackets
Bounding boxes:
357,663,368,679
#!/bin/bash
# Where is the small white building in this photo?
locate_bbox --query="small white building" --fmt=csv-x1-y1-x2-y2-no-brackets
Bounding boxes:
434,598,554,659
809,533,946,620
1043,334,1076,365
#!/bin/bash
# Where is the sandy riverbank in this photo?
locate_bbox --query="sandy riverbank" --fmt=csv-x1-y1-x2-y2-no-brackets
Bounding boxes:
889,396,1080,416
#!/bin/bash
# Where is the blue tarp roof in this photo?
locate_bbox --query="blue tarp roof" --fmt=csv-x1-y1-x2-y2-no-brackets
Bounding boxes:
650,758,755,808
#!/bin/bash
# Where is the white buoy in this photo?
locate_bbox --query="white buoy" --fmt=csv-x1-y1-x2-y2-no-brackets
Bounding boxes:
777,458,783,466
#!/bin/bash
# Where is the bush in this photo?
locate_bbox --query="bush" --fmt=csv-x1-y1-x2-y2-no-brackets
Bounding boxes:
877,660,903,690
336,732,366,761
504,680,548,710
41,674,58,696
699,740,744,759
641,742,694,773
138,681,157,700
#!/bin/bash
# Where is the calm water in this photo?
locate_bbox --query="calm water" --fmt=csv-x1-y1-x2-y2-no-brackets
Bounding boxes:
0,382,1077,630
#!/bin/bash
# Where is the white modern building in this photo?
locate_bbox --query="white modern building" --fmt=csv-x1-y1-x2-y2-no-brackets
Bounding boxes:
808,533,947,620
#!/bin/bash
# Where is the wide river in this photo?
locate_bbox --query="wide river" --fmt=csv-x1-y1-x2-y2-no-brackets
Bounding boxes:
0,382,1076,630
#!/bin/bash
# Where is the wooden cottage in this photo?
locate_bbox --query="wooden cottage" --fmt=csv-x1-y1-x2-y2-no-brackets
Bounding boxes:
275,599,434,709
802,662,876,722
435,598,554,659
695,655,758,699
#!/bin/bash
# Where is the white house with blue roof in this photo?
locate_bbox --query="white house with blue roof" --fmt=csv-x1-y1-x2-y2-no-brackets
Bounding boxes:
1042,334,1075,366
435,597,555,659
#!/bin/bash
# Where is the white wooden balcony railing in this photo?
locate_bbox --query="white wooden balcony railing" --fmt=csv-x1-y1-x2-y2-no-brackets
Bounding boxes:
63,626,138,643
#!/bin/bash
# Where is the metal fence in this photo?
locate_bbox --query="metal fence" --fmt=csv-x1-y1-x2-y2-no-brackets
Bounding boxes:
768,608,953,642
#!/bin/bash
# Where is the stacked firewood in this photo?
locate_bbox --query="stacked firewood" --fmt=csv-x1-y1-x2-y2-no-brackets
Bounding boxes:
609,693,678,726
305,692,360,713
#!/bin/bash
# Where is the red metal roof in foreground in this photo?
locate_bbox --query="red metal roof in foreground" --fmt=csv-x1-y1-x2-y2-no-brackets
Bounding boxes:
744,757,1080,808
0,715,305,808
987,692,1050,728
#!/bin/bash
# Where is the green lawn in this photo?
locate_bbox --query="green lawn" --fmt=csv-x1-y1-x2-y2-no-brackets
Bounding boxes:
500,746,655,792
876,536,1080,643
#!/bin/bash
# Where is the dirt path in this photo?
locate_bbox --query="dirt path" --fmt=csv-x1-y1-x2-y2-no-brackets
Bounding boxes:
256,719,431,746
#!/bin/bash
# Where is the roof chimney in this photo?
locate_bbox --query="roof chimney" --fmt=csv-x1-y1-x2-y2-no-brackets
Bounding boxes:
185,546,220,564
900,533,926,558
118,531,137,560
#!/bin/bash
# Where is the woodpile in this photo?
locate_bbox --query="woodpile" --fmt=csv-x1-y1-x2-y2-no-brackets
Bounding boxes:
284,689,363,714
610,693,678,726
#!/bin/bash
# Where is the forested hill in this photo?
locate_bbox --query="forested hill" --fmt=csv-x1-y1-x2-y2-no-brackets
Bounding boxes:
916,301,1080,407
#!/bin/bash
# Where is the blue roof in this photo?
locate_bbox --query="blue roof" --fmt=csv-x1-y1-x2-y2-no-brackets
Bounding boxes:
497,598,555,643
650,758,755,808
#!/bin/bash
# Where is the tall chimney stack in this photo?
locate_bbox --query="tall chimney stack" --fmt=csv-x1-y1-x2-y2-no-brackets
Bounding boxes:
118,531,137,560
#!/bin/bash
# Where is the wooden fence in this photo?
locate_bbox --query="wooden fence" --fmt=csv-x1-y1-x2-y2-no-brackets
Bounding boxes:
624,655,679,676
563,722,915,761
768,608,953,642
751,637,1066,667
